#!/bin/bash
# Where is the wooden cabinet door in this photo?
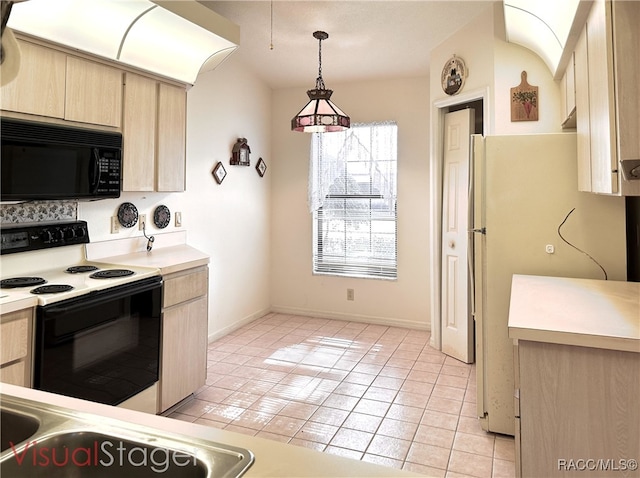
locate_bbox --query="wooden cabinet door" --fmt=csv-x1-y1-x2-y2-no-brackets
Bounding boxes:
65,56,122,127
157,83,186,192
122,73,157,192
1,40,65,118
574,27,591,192
612,1,640,196
0,308,33,388
585,0,617,194
160,296,208,411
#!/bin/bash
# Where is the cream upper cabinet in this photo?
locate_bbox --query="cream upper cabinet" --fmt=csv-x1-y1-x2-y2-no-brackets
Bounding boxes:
122,76,187,193
574,28,591,192
1,40,66,118
122,73,157,192
157,83,187,192
1,39,122,128
65,56,122,128
574,0,640,196
559,52,576,129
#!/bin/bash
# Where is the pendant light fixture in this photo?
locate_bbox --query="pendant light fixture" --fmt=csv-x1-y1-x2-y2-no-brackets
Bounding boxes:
291,31,350,133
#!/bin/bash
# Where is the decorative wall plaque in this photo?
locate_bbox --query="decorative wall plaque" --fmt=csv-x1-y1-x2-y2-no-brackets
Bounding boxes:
441,55,467,96
511,71,538,121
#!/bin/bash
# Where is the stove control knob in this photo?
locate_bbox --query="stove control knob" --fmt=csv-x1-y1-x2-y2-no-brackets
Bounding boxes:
74,226,86,238
40,229,54,243
63,228,76,240
53,229,64,241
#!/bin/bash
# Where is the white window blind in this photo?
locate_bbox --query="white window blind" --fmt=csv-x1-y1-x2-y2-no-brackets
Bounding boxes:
310,122,398,279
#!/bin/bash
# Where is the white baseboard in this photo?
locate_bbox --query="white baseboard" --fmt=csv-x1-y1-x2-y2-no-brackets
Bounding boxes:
207,306,430,344
207,306,272,343
269,305,430,331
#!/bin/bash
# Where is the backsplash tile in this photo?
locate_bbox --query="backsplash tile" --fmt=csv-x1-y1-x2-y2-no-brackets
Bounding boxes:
0,201,77,224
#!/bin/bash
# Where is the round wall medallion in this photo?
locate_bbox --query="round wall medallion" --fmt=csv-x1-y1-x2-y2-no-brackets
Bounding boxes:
153,205,171,229
441,55,467,96
117,202,138,228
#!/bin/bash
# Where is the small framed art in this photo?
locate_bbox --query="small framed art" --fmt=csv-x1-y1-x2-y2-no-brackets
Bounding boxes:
212,162,227,184
256,157,267,177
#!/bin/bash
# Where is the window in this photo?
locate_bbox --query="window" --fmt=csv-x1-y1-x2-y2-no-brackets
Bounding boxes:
310,122,398,279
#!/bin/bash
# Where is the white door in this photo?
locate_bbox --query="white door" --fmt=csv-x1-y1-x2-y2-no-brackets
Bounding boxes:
441,108,474,363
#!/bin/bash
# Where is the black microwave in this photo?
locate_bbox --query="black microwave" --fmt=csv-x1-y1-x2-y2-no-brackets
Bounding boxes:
1,117,122,201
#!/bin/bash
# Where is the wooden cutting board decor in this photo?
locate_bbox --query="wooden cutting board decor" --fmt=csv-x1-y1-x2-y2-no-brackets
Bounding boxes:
511,71,538,121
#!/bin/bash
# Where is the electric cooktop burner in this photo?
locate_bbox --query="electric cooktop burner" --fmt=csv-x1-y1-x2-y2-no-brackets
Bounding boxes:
66,265,100,274
1,277,47,289
31,284,74,294
90,269,135,279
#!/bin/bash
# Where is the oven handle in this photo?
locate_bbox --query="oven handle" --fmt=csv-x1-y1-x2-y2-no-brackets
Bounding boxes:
41,276,161,316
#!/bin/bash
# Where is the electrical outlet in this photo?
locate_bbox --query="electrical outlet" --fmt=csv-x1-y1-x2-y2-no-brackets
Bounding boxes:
347,288,354,301
110,216,119,234
545,244,555,254
139,214,147,231
175,212,182,227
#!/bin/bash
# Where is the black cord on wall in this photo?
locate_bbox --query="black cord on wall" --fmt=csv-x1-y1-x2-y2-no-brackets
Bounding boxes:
557,208,608,280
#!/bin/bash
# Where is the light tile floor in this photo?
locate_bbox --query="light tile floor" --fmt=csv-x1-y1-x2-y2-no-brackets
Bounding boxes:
168,313,516,478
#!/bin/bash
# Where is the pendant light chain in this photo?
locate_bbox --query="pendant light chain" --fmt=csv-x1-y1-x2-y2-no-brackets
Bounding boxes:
316,34,325,90
269,0,274,50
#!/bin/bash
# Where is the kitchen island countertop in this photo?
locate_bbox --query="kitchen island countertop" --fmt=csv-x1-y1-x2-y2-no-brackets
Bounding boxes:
508,274,640,352
0,384,421,477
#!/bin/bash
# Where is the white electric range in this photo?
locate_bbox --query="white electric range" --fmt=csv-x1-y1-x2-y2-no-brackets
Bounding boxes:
1,220,163,407
1,221,160,305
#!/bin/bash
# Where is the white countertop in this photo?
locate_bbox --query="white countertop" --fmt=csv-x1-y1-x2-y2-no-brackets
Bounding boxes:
508,274,640,352
0,384,421,477
0,292,37,315
85,231,209,275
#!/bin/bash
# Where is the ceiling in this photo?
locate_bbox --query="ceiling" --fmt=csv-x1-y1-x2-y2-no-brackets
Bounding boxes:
200,1,494,90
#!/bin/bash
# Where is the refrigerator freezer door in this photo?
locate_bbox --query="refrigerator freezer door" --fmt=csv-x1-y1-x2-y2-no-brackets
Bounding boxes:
474,133,626,436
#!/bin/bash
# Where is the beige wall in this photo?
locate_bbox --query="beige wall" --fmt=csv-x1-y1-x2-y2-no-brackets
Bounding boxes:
270,77,432,329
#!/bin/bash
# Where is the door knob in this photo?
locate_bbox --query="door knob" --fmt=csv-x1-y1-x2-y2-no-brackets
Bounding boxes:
448,240,455,249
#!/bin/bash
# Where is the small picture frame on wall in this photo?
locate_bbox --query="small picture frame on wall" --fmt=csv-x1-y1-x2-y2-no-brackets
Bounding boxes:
256,157,267,177
212,162,227,184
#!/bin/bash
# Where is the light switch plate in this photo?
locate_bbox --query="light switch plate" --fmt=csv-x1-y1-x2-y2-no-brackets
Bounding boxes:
175,212,182,227
110,216,119,234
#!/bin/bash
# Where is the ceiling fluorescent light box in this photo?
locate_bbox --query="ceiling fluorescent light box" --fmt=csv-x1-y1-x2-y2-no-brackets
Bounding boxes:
7,0,239,85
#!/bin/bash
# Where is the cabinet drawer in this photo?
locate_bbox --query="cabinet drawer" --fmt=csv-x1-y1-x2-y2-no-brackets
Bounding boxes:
0,312,30,365
0,361,26,386
163,268,208,308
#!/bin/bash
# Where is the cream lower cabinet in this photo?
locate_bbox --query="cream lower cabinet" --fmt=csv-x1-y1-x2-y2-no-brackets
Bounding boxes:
0,308,34,387
159,266,208,412
515,340,640,477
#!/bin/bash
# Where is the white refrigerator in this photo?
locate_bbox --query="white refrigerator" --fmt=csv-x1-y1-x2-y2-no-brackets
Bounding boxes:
471,133,627,435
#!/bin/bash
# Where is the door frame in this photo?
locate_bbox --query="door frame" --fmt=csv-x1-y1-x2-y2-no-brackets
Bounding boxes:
429,86,490,351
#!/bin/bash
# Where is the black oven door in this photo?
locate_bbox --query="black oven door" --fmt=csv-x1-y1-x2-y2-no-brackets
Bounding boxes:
34,276,162,406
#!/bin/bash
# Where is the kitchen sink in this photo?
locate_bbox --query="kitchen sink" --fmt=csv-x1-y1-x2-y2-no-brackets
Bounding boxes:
0,395,254,478
0,408,40,453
